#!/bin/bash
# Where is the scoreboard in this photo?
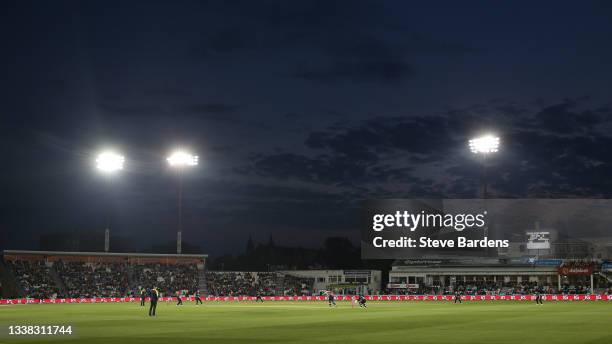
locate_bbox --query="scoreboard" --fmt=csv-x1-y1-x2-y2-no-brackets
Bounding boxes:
526,231,551,249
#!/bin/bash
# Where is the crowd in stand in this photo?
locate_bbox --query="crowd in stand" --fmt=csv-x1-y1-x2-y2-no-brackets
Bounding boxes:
255,272,277,295
450,282,554,295
9,260,61,299
6,260,199,299
54,261,130,298
205,272,315,296
131,264,199,296
281,274,313,296
206,272,265,296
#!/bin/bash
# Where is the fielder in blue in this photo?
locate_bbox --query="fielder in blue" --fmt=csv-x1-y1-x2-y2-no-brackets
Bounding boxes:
149,287,159,317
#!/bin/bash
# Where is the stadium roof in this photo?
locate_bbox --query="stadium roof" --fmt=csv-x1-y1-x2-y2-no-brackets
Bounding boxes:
2,249,207,259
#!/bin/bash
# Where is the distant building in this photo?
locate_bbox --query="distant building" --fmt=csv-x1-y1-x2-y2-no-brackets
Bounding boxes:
282,270,381,295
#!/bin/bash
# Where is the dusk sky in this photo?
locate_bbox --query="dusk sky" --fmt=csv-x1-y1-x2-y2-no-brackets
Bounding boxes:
2,1,612,255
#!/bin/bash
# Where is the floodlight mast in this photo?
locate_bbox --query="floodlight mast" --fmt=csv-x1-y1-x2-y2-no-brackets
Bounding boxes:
468,135,500,257
95,151,125,252
167,151,198,254
468,135,499,199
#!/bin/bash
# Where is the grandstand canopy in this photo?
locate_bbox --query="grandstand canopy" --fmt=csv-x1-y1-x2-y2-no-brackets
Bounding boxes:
3,250,207,265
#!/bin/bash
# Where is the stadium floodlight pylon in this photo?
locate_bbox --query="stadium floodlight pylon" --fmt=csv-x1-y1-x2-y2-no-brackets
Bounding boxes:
95,150,124,252
468,134,500,199
468,134,500,257
167,150,198,254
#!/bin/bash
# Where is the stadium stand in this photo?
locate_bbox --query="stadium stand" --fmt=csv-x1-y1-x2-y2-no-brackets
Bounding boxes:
204,272,315,296
0,259,20,298
8,260,61,299
280,274,314,296
55,261,130,298
2,250,609,299
387,256,612,296
2,250,206,299
131,263,199,296
206,272,268,296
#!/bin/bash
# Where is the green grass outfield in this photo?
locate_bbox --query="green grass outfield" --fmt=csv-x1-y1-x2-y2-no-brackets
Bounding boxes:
1,301,610,344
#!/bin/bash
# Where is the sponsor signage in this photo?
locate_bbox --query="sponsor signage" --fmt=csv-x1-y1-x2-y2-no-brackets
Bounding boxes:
386,283,420,289
558,266,594,275
534,259,563,266
1,294,610,304
343,270,372,276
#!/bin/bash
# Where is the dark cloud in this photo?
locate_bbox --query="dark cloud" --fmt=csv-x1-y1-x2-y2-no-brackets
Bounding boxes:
248,153,375,184
99,103,162,117
144,88,190,97
293,58,414,83
246,100,612,198
99,101,268,130
529,101,605,134
185,103,241,115
189,1,469,83
491,131,612,197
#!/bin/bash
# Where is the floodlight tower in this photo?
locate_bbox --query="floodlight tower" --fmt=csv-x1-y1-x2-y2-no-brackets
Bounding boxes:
167,150,198,254
468,135,499,256
468,135,499,199
95,151,125,252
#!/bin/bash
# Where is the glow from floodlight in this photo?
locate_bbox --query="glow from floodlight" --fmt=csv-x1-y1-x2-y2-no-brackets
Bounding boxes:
167,151,198,167
469,135,500,154
96,151,125,172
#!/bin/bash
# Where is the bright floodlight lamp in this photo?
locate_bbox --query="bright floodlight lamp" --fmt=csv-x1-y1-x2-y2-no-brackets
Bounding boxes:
96,151,125,172
167,151,199,167
469,135,500,154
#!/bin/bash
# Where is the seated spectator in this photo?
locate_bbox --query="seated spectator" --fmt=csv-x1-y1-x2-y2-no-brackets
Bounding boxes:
9,260,60,299
55,261,130,298
131,263,199,296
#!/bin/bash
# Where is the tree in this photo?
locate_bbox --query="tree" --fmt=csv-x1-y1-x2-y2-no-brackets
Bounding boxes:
245,235,255,254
